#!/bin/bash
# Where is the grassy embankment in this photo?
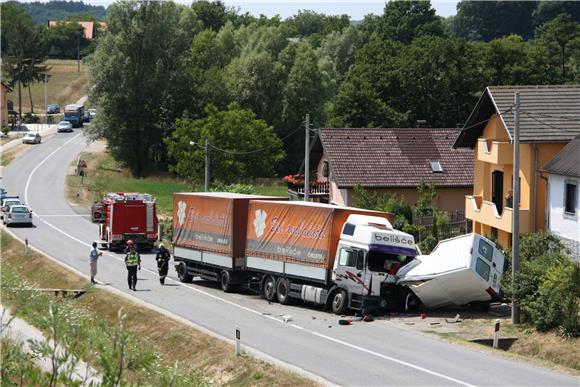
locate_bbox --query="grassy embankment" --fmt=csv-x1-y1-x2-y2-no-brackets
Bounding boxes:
0,229,316,386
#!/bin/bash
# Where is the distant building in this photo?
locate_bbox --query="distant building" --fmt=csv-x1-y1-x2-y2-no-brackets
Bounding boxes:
1,82,13,127
47,20,107,39
542,135,580,260
288,127,473,215
454,85,580,248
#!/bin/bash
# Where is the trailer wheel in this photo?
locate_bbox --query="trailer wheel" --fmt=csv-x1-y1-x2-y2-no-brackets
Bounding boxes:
177,262,193,283
263,275,277,302
331,289,348,315
220,271,234,293
276,278,291,305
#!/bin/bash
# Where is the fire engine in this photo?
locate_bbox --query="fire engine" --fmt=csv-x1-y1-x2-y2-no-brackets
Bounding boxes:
91,192,158,251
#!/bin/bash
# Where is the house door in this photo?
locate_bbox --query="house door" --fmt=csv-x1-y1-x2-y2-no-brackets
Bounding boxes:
491,170,503,214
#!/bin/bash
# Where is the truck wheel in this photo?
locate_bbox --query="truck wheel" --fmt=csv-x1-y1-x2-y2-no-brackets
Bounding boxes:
220,271,234,293
262,275,277,302
177,262,193,283
276,278,291,305
331,289,348,315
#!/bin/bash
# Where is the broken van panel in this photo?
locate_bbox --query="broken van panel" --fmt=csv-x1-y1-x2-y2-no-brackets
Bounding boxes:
396,234,505,310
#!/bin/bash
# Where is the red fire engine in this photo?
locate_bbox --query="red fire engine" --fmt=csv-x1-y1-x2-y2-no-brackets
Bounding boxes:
91,192,158,251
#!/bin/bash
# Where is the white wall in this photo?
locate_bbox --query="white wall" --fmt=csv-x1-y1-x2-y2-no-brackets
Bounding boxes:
548,174,579,241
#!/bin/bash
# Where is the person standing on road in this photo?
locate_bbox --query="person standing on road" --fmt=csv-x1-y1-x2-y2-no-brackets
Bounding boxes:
155,243,171,285
123,239,135,254
124,246,141,291
89,241,102,285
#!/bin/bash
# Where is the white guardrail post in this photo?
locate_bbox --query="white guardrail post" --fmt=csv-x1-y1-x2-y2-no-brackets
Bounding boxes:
235,326,241,356
493,319,500,349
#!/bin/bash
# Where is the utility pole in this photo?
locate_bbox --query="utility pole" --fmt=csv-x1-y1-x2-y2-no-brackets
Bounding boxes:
304,114,310,202
77,32,80,72
204,138,210,192
44,73,48,132
512,92,521,325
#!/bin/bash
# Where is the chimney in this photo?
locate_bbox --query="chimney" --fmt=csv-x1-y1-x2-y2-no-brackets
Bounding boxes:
416,120,427,128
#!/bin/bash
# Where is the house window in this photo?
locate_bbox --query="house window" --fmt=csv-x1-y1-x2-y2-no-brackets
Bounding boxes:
565,182,577,214
322,161,329,177
430,160,443,173
491,170,504,214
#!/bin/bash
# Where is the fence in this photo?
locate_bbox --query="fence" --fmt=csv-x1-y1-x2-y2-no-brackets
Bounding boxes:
414,211,470,243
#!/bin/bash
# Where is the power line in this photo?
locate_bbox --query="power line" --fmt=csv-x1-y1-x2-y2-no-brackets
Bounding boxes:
520,111,580,133
458,107,514,133
519,110,580,123
206,124,305,155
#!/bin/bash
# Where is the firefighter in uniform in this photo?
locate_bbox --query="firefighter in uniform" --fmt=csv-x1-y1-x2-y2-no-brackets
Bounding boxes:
124,246,141,291
156,243,171,285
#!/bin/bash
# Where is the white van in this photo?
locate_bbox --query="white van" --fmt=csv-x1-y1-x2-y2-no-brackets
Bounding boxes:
397,234,505,310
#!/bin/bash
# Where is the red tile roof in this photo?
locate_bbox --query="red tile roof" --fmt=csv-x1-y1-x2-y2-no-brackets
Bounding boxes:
319,128,474,188
47,20,107,39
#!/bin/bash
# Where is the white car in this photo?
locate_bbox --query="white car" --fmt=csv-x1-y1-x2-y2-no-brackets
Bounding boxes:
57,121,73,133
22,132,41,144
3,205,33,227
88,108,97,118
1,198,22,220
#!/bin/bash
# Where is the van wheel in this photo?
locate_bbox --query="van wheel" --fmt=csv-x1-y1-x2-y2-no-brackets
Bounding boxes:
177,262,193,283
470,301,490,312
404,292,422,313
220,271,234,293
263,275,277,302
276,278,291,305
331,289,348,315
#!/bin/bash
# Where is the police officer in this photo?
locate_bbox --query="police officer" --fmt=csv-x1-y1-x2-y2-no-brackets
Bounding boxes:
156,243,171,285
124,245,141,291
123,239,135,254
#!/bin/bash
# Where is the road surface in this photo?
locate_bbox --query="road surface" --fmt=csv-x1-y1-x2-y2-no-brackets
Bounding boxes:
1,130,578,386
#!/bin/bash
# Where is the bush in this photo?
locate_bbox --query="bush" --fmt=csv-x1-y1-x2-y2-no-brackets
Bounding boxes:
210,182,255,194
419,235,438,254
353,184,412,228
1,126,9,136
22,112,40,124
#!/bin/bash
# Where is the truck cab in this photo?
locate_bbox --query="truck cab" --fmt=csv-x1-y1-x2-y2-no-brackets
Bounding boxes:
330,215,417,314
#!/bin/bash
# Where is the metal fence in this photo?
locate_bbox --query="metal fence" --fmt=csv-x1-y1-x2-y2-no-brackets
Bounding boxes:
414,211,469,242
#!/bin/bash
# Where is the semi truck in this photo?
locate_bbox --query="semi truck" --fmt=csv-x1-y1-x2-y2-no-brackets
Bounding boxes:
64,104,85,128
91,192,158,251
173,193,418,314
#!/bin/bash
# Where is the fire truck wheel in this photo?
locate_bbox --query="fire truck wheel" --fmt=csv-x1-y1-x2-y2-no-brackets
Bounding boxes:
276,278,291,305
177,262,193,283
262,275,277,302
331,289,349,315
220,271,234,293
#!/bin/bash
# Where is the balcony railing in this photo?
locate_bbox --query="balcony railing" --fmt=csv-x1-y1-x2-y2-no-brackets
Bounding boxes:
287,181,330,197
477,139,513,165
465,195,530,234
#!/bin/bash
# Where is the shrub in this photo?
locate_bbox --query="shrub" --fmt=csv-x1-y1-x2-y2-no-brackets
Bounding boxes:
210,182,255,194
419,235,438,255
23,112,40,124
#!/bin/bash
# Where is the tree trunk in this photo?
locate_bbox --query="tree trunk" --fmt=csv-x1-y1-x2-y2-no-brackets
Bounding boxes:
28,82,34,114
561,44,566,80
18,80,22,123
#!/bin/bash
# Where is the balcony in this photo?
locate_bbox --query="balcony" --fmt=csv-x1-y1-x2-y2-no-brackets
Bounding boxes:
465,195,530,234
287,181,330,200
477,139,513,165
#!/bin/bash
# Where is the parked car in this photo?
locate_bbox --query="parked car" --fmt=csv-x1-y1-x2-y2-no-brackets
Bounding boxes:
47,104,60,114
57,121,73,133
22,132,41,144
1,197,22,220
88,108,97,118
3,205,33,227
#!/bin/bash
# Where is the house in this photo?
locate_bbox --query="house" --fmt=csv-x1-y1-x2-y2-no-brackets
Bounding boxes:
542,135,580,260
454,85,580,248
287,127,473,215
0,82,13,127
47,20,107,39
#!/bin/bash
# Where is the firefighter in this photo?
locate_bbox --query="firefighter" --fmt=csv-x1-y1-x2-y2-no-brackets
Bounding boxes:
156,243,171,285
124,245,141,291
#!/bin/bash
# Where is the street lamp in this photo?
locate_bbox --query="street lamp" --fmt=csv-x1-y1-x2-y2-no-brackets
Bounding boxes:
190,139,210,192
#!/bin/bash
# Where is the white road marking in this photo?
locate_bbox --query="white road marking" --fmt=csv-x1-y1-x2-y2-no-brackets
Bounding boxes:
22,134,476,387
36,214,91,217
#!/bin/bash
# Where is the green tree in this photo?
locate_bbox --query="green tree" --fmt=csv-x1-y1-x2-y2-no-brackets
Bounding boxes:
44,22,92,59
533,1,580,27
317,26,362,85
166,104,285,184
353,184,412,229
535,13,580,81
88,0,190,176
415,180,436,216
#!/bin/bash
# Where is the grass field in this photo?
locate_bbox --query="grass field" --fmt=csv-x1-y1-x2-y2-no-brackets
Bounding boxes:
11,59,91,114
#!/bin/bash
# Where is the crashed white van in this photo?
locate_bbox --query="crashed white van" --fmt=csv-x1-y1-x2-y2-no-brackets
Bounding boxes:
396,234,505,310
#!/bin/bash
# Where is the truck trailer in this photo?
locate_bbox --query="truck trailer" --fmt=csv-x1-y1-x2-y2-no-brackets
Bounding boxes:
173,193,418,314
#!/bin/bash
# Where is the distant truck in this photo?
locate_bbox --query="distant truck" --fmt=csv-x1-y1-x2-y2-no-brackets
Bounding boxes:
91,192,158,251
64,104,85,128
396,233,505,311
173,193,418,314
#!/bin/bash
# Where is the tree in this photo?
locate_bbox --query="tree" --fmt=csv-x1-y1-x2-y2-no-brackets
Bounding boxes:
317,26,362,85
166,104,285,183
535,13,580,81
533,1,580,27
88,0,190,176
44,22,91,59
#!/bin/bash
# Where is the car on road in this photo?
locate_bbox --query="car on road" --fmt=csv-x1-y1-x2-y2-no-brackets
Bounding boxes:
3,205,33,227
88,108,97,118
47,104,60,114
57,121,73,133
22,132,41,144
83,110,91,123
1,197,22,220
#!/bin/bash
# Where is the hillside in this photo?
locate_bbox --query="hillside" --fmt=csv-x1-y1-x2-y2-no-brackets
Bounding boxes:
6,0,107,24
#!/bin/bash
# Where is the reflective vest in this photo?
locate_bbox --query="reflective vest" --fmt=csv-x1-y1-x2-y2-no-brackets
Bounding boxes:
126,252,139,267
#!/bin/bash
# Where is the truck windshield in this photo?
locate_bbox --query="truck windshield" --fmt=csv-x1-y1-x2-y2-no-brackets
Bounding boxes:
367,251,413,273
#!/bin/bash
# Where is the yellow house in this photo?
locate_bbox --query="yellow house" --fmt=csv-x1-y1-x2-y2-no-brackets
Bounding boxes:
454,85,580,248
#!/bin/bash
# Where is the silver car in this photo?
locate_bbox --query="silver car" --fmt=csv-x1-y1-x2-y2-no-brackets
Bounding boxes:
1,198,22,220
57,121,73,133
3,205,33,226
22,132,41,144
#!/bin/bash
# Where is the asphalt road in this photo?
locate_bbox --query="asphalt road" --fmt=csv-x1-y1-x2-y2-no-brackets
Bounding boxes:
2,130,578,386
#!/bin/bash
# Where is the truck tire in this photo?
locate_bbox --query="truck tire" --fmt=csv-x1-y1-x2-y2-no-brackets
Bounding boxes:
331,289,348,315
262,275,277,302
220,271,234,293
276,278,291,305
177,262,193,283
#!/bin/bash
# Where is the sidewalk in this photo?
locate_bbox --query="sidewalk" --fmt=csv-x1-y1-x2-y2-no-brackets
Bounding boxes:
1,305,101,385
